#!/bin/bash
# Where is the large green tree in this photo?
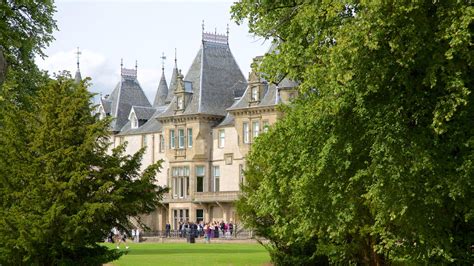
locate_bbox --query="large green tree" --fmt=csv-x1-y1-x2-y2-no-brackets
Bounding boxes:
0,74,167,264
0,0,56,72
233,1,473,264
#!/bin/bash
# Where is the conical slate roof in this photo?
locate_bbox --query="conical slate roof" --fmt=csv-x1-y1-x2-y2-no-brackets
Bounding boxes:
108,68,151,132
159,33,246,118
153,70,168,107
74,69,82,84
164,65,178,104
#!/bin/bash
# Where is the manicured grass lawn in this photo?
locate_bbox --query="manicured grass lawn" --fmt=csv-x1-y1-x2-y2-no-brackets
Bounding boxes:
104,242,271,266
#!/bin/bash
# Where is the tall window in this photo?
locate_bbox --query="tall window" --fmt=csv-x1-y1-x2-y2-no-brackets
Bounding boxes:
251,87,259,101
187,128,193,147
142,135,147,148
239,164,244,185
262,120,269,133
173,209,189,229
196,209,204,223
252,121,260,138
213,166,220,192
218,129,225,148
131,115,138,129
243,122,249,144
169,129,175,149
195,166,204,192
177,96,184,109
178,129,185,148
159,134,165,152
172,166,190,198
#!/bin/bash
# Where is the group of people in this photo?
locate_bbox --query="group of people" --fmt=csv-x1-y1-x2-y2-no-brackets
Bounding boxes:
108,227,141,249
165,221,235,242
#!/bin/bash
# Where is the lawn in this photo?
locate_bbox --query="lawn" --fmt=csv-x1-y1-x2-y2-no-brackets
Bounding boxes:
104,242,271,266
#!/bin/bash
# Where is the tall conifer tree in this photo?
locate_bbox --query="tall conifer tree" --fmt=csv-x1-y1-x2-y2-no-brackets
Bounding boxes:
0,74,167,264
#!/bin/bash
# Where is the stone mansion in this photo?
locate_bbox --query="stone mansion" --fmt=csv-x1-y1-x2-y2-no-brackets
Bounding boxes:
94,30,297,231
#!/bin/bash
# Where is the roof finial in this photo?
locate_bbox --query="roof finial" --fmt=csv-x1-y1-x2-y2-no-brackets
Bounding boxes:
202,19,205,33
160,52,166,73
75,47,81,70
226,24,229,43
174,48,177,67
120,58,123,75
135,60,138,76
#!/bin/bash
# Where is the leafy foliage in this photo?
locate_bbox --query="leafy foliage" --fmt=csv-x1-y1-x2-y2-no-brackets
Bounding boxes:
0,74,167,265
0,0,56,70
234,1,473,264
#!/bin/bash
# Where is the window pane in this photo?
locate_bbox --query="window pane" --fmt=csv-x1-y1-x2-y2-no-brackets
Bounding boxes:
263,121,269,133
243,122,249,143
187,128,193,147
196,209,204,222
197,176,203,192
184,166,190,176
170,130,175,148
161,134,165,152
196,166,204,176
252,121,259,138
178,129,185,148
219,129,225,148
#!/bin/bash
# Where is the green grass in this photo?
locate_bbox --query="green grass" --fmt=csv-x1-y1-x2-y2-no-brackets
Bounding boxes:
104,242,271,266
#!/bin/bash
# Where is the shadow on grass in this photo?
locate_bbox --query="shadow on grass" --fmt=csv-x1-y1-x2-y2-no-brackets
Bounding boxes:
124,248,264,256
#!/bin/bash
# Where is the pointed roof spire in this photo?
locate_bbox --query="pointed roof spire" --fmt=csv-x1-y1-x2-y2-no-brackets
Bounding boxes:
174,48,177,68
74,47,82,83
165,49,179,104
160,52,166,73
76,47,81,70
153,53,168,107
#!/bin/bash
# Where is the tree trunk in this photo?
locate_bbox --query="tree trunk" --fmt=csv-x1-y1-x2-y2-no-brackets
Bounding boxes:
0,50,6,85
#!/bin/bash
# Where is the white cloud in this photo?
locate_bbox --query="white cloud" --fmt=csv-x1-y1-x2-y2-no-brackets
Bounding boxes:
36,49,162,104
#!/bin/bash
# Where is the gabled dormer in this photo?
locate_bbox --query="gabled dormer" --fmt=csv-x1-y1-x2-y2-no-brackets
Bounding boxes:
128,106,156,129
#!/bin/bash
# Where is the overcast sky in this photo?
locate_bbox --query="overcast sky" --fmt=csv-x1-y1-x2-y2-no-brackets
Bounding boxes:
36,0,270,102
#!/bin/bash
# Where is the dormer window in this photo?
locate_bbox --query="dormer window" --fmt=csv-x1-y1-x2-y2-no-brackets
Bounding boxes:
177,96,184,110
251,86,259,101
131,114,138,129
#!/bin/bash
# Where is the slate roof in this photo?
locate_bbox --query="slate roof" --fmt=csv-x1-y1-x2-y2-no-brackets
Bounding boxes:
158,36,247,118
228,78,297,111
118,106,167,135
216,112,235,128
153,70,168,107
132,106,156,120
101,98,112,115
108,69,151,132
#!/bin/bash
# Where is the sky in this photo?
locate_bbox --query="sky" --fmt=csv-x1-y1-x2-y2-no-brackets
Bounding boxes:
36,0,270,102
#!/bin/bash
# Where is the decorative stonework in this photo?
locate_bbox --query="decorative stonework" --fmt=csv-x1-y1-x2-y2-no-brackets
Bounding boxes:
202,32,228,44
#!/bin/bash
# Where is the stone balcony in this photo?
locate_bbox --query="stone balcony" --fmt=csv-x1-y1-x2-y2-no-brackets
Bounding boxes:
161,191,240,204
